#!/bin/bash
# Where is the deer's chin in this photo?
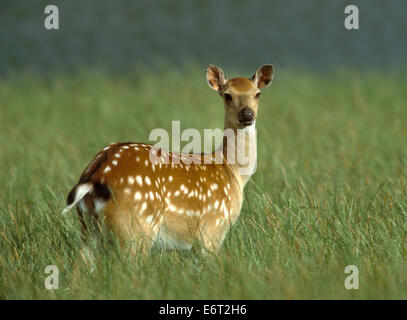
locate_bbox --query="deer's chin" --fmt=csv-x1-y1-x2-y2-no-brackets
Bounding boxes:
239,119,255,127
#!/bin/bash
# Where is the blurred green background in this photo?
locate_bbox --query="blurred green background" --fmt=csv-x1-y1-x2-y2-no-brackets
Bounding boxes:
1,0,406,74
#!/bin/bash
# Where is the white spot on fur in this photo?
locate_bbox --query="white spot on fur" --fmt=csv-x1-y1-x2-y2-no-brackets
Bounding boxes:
139,202,147,215
146,215,153,224
136,176,143,186
77,199,88,214
168,203,177,211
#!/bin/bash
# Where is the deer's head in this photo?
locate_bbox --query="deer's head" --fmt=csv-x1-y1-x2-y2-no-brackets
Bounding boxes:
206,64,274,128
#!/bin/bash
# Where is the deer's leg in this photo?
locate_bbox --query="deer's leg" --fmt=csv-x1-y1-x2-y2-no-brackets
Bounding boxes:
103,206,162,258
75,196,104,272
199,218,230,254
200,234,224,253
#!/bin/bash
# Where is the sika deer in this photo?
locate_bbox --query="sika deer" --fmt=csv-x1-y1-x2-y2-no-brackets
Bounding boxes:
63,65,274,256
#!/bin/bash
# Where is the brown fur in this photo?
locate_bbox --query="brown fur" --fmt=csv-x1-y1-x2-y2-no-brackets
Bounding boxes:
227,77,254,92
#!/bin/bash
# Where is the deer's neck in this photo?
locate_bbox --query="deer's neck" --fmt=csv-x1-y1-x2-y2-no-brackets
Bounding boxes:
219,120,257,189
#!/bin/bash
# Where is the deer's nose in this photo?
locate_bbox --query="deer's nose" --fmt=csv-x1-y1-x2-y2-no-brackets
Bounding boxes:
239,108,255,122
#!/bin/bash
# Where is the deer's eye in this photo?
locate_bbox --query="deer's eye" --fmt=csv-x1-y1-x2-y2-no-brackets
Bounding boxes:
255,92,262,99
224,93,233,103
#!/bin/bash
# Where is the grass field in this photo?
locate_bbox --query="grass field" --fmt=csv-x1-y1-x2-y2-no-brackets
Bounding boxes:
0,66,406,299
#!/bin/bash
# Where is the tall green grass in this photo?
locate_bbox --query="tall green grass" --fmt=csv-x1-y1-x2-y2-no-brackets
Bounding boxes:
0,66,406,299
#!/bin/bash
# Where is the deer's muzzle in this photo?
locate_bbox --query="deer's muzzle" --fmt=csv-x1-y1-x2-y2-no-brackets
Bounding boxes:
238,108,255,125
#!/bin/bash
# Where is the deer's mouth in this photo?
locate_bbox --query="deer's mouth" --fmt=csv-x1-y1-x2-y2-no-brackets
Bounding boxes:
239,119,255,126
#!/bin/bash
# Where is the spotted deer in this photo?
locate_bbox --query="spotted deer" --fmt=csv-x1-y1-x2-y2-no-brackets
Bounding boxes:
63,64,274,255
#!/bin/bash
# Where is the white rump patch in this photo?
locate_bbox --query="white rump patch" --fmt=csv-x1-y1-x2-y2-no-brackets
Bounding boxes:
62,183,94,214
94,199,106,214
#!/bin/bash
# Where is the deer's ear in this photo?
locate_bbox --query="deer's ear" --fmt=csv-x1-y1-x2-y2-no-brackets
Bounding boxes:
206,65,226,91
252,64,274,89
